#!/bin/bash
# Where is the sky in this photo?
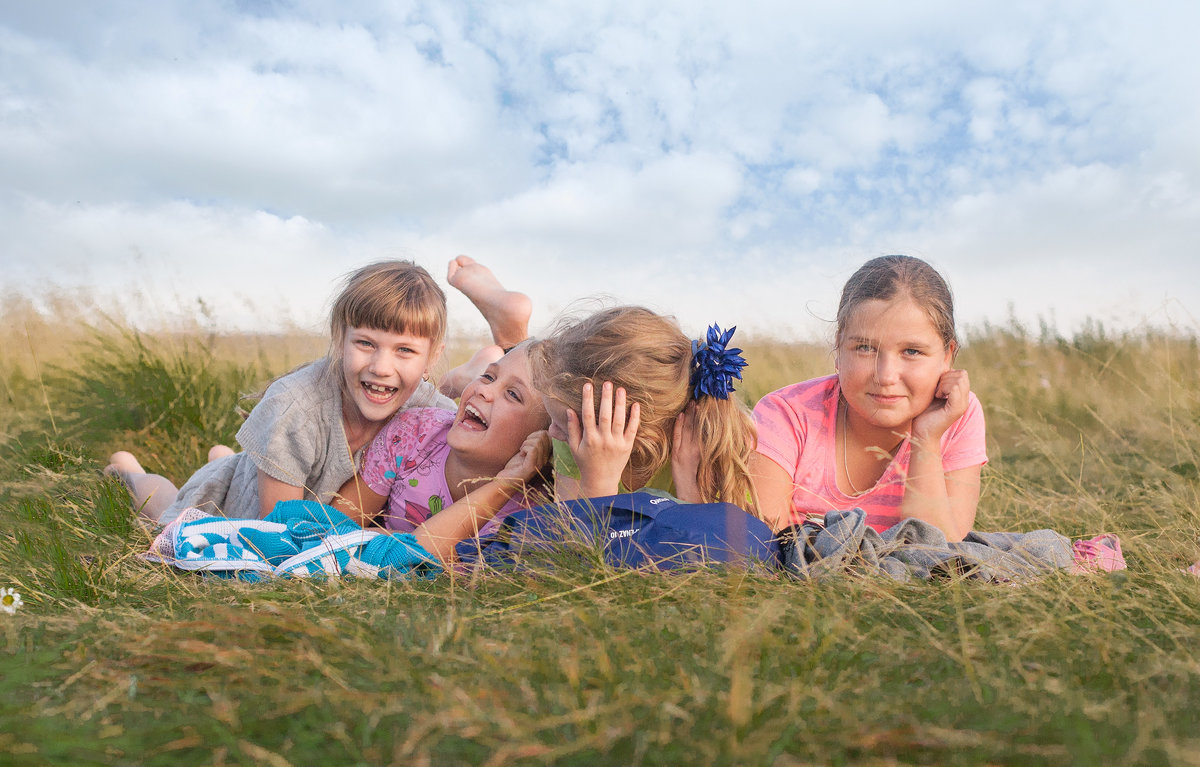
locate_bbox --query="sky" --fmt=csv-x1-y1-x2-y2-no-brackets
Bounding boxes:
2,1,1198,343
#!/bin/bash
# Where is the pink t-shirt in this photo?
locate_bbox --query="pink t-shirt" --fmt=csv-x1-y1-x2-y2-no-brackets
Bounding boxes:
753,374,988,532
361,408,523,535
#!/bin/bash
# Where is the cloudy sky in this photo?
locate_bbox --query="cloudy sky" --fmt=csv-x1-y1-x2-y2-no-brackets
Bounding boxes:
2,1,1198,342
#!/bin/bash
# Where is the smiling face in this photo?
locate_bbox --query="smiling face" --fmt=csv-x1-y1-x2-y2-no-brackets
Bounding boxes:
341,326,439,428
447,346,550,469
835,296,954,433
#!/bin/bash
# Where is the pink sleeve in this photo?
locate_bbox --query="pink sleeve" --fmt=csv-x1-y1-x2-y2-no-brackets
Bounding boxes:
752,389,805,477
939,392,988,472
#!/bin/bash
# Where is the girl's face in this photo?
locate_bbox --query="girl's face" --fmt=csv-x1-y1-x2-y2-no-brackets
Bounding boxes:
341,327,440,427
448,346,550,468
835,297,954,432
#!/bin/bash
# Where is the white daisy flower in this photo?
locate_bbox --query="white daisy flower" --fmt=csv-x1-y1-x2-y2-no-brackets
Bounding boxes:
1,588,23,614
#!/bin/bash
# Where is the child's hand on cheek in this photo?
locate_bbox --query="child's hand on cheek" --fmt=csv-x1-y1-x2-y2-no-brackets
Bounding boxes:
498,430,552,482
568,381,641,497
911,369,970,444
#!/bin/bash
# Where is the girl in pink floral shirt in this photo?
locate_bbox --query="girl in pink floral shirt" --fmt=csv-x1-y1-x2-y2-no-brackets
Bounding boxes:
337,344,551,545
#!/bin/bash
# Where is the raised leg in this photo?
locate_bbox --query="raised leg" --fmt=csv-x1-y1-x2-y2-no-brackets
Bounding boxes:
439,344,505,400
447,255,532,350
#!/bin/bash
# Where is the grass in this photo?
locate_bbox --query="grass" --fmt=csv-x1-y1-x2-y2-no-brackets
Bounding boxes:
1,306,1199,765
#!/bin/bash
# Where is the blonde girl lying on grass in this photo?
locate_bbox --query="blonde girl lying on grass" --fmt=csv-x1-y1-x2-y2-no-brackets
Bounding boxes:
108,256,532,530
109,260,455,528
332,343,552,563
529,306,758,511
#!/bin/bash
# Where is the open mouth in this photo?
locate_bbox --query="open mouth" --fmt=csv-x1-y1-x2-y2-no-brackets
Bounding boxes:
361,381,398,404
460,403,489,431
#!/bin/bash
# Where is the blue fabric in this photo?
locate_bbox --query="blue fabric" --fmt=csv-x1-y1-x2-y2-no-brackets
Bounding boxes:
454,491,779,571
151,500,442,581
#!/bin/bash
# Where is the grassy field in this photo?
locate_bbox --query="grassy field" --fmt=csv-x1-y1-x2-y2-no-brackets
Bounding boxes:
1,302,1199,766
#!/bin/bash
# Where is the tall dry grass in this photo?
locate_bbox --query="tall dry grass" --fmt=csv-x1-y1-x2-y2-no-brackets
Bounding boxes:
1,301,1199,765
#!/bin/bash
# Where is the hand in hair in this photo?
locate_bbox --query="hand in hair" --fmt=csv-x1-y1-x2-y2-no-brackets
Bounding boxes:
911,369,971,443
563,381,641,498
671,402,703,503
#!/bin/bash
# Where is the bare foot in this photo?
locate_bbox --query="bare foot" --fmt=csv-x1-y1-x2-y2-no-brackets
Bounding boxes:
105,450,145,476
208,445,235,462
439,344,504,400
447,255,532,349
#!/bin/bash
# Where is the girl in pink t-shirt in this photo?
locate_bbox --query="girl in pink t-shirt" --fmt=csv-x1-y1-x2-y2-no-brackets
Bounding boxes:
751,256,987,541
335,344,552,560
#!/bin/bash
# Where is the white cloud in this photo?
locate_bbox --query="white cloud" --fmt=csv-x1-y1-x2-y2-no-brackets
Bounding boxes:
2,0,1199,343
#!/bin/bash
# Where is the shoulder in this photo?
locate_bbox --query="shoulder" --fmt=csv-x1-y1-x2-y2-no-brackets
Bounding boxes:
754,375,837,420
237,360,338,451
242,361,329,422
259,360,335,412
939,391,988,467
753,375,837,471
947,392,986,440
405,380,457,412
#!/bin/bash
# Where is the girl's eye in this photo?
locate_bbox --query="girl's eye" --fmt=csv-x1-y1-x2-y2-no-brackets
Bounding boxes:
507,389,523,403
356,339,374,349
480,373,495,383
903,348,923,357
855,343,874,353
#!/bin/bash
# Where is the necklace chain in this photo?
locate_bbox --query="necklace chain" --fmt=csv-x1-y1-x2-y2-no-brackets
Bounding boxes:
840,402,905,497
840,404,866,496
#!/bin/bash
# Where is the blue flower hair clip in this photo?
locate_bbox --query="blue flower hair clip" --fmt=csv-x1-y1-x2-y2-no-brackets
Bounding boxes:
690,324,747,400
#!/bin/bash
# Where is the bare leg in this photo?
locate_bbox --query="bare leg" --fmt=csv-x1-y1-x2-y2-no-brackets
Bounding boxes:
105,451,179,524
439,344,504,400
447,255,532,349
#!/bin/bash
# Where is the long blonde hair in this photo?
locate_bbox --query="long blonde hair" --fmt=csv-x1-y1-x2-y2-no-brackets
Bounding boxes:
530,306,758,514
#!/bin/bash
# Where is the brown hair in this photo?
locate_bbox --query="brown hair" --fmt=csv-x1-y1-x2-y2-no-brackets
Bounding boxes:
836,255,957,352
530,306,758,513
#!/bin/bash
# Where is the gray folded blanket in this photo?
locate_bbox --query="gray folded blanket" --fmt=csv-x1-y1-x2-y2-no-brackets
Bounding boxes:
780,509,1074,583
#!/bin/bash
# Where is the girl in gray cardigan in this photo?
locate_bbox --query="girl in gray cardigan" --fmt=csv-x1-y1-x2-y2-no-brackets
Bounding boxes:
109,260,458,525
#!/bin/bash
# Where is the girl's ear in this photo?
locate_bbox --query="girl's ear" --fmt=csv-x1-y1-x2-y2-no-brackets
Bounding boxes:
428,341,446,370
942,340,958,370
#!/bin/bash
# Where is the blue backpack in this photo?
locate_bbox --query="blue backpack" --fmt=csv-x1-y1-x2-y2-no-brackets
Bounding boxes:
454,491,780,571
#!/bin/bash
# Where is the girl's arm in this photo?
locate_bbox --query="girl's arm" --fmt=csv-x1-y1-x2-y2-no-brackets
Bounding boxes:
257,470,305,519
557,381,640,500
413,430,551,563
899,369,979,541
899,456,981,541
748,452,796,532
333,474,389,528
